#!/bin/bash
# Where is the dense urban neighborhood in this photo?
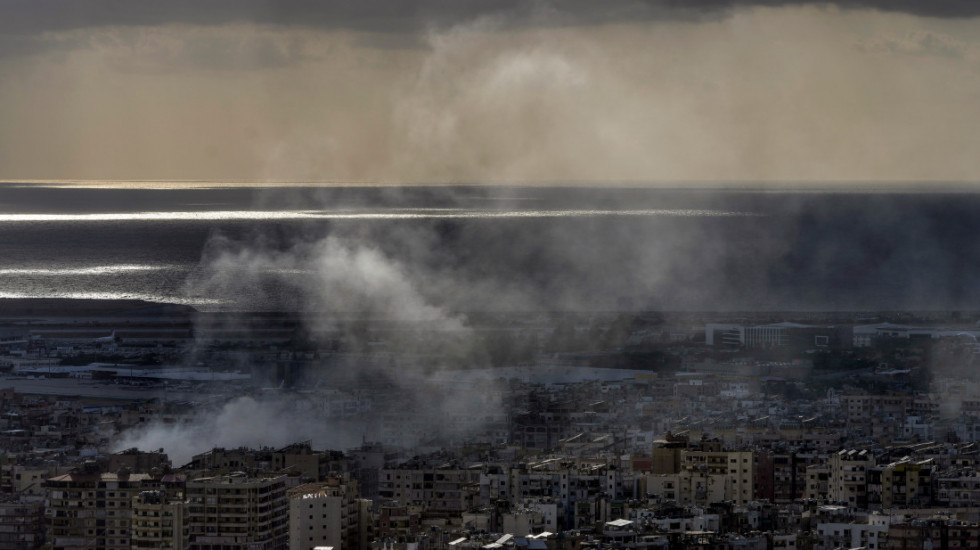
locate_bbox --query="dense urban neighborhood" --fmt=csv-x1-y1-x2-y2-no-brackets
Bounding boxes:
1,304,980,550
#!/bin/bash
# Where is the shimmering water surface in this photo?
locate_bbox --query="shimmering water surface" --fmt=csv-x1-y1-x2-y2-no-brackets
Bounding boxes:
1,181,979,312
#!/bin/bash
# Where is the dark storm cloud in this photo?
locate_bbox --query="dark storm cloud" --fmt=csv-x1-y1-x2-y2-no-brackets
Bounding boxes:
1,0,978,38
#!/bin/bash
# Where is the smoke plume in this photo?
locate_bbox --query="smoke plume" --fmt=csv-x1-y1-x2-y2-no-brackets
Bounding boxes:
113,396,368,467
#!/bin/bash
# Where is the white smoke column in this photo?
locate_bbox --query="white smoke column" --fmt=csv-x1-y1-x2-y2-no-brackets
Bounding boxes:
113,230,503,461
304,237,464,329
113,395,367,467
184,232,467,326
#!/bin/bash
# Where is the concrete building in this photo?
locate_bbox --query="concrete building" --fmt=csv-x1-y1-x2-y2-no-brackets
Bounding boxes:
501,508,546,537
131,489,188,550
682,447,755,505
272,443,346,483
0,500,45,550
1,465,51,497
705,323,851,350
377,468,480,518
879,460,932,508
185,474,288,550
646,448,755,507
886,519,980,550
805,464,830,501
46,470,154,550
935,469,980,507
651,434,686,475
375,504,421,542
108,448,171,474
828,450,874,508
814,513,901,550
288,477,360,550
756,452,814,504
516,499,559,534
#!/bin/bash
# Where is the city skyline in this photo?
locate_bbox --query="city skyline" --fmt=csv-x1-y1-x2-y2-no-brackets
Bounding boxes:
2,4,980,550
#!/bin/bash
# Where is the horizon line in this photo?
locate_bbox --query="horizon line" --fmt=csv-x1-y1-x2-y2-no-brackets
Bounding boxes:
3,179,980,192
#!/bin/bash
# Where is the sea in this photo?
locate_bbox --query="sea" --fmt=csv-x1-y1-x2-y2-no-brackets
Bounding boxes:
2,180,980,313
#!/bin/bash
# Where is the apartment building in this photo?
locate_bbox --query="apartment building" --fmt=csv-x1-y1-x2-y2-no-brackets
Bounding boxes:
46,470,154,550
682,447,755,505
377,468,480,517
645,448,755,507
287,477,360,550
0,500,45,550
271,443,346,482
935,469,980,507
814,513,901,550
376,504,421,541
828,450,873,508
878,460,932,508
756,452,818,504
1,464,53,497
185,474,288,550
131,489,188,550
886,520,980,550
806,464,830,501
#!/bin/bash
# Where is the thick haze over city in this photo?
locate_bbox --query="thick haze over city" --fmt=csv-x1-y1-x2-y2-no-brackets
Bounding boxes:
2,0,980,183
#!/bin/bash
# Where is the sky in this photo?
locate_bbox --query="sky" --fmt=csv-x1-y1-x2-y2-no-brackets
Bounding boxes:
2,1,980,184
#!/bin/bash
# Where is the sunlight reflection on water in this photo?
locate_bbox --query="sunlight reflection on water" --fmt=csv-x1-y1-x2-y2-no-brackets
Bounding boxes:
0,265,173,275
0,290,224,306
0,208,755,222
